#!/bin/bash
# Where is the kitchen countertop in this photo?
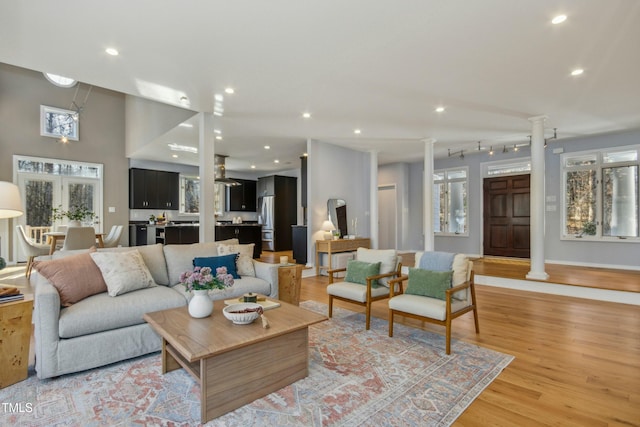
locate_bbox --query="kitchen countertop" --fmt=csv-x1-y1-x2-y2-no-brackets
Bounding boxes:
215,222,261,226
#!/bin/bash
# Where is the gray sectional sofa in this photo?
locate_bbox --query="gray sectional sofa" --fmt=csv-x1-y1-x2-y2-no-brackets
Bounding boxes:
32,241,280,379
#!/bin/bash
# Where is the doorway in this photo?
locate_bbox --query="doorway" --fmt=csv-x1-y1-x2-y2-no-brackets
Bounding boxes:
483,174,530,258
378,184,397,249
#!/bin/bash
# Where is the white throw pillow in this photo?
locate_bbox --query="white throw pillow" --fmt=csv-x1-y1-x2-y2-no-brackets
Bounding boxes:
90,250,157,296
217,243,256,277
355,247,398,287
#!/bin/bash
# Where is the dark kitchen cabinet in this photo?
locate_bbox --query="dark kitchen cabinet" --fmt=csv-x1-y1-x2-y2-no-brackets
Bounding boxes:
226,179,257,212
164,225,199,245
292,225,307,264
129,168,179,209
257,175,297,251
215,225,262,258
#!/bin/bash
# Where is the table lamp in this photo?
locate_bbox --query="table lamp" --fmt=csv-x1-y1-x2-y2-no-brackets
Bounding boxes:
0,181,23,219
0,181,24,267
321,220,336,240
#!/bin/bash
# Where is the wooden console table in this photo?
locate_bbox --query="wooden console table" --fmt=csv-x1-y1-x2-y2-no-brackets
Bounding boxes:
315,238,371,275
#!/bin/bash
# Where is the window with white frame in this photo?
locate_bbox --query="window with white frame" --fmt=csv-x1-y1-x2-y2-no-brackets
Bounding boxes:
179,176,225,215
433,167,468,235
180,175,200,214
562,146,639,240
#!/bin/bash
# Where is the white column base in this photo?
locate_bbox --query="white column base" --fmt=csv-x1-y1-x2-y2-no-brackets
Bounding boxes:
526,271,550,280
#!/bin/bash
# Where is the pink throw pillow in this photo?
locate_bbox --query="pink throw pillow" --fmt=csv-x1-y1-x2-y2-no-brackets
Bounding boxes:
33,250,107,307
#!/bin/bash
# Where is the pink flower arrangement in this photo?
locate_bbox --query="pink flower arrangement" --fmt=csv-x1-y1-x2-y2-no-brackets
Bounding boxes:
179,266,234,292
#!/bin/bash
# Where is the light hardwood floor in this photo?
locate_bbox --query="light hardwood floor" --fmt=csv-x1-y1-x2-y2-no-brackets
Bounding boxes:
300,274,640,427
4,257,639,426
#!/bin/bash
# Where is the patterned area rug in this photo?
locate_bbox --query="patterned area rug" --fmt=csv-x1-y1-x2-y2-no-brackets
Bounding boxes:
1,301,513,426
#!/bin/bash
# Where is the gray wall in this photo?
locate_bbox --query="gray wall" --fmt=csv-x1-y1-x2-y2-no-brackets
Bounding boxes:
307,140,372,262
0,62,129,249
393,129,640,269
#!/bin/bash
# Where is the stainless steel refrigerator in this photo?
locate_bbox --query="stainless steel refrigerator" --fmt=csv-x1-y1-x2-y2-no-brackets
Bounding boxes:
259,195,274,251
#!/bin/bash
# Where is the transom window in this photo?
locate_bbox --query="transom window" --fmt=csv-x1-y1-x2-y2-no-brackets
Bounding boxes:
562,146,639,240
433,167,468,235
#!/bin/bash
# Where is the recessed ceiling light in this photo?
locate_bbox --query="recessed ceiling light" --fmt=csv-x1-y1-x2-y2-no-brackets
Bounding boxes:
571,68,584,76
552,14,567,24
172,154,178,158
302,112,311,119
250,165,256,169
214,129,222,134
435,106,445,113
105,47,119,56
215,135,223,140
178,123,193,128
224,87,235,94
214,94,224,102
213,111,223,117
354,129,361,134
274,159,280,164
264,145,270,150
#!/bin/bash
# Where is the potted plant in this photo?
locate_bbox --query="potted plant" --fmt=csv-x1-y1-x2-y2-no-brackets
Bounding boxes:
51,204,96,227
179,266,234,318
149,214,156,224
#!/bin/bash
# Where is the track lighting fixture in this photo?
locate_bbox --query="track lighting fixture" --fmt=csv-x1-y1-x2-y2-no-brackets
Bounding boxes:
447,148,465,159
502,145,508,153
513,144,519,152
489,146,494,156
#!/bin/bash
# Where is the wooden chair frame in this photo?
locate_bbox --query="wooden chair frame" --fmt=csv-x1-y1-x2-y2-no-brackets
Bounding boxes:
328,263,402,330
387,270,479,354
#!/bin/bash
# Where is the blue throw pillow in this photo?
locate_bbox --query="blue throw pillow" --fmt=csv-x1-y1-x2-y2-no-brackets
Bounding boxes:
193,254,240,279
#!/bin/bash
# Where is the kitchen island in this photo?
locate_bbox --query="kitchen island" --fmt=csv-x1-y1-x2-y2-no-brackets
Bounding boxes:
215,223,262,258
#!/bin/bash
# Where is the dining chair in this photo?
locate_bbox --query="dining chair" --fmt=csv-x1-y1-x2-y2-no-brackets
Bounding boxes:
61,226,98,251
102,225,124,248
15,225,50,278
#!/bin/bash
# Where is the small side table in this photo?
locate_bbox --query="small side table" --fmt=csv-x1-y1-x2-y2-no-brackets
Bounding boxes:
0,295,33,388
278,264,303,306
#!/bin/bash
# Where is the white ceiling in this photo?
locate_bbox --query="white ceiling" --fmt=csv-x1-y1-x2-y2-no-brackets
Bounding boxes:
2,1,639,173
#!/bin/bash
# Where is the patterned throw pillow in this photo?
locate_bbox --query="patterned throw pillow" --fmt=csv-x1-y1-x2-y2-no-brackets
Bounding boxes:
405,268,453,300
90,250,157,297
217,243,256,277
344,260,381,287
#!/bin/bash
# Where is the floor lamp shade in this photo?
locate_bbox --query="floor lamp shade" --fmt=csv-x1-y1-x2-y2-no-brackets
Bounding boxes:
0,181,24,219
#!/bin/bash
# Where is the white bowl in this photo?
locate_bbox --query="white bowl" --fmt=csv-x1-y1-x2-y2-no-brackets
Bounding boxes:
223,303,261,325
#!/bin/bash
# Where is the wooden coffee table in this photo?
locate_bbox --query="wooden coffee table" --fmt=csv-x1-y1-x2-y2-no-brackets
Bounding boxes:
143,300,326,423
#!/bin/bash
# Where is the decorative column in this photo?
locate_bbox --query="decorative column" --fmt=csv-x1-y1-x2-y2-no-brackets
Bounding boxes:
526,116,549,280
369,150,379,248
198,112,216,243
422,138,436,251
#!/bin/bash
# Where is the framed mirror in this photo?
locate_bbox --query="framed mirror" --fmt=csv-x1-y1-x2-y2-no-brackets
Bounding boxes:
327,199,347,237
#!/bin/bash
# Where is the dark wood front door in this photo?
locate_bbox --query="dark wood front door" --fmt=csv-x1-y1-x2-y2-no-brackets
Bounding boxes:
483,174,530,258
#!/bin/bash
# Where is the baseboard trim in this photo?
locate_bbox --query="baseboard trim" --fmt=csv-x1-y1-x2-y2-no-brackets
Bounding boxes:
475,274,640,306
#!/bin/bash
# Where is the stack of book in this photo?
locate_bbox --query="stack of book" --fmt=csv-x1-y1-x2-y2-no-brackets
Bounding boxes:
0,286,24,303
